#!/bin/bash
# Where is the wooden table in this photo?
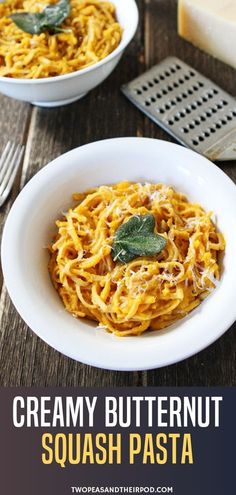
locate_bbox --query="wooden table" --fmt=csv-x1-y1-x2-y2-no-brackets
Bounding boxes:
0,0,235,386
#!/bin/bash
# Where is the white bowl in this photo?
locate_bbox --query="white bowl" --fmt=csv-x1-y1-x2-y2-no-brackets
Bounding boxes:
0,0,138,107
2,138,236,370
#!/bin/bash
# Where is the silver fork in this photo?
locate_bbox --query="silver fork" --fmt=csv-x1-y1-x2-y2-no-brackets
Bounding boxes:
0,141,25,207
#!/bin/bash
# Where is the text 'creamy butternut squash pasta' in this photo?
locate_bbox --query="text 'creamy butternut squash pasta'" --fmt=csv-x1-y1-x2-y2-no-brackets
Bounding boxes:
49,182,225,336
0,0,122,78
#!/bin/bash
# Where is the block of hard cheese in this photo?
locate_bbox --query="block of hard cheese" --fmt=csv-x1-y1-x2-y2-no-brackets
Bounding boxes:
178,0,236,69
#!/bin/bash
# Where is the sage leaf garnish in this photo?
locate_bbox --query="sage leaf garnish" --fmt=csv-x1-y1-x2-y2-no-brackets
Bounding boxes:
112,214,167,264
10,0,70,35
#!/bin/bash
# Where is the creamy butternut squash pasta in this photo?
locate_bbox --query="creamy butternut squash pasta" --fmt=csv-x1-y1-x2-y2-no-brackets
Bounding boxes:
49,182,225,336
0,0,122,78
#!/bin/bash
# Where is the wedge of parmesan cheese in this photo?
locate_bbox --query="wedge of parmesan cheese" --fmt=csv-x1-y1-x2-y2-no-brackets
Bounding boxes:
178,0,236,69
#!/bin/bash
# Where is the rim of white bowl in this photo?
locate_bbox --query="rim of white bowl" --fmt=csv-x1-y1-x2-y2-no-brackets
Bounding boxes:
0,0,139,85
1,138,236,371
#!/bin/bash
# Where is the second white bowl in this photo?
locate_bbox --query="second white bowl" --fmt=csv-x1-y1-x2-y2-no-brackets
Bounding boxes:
0,0,138,107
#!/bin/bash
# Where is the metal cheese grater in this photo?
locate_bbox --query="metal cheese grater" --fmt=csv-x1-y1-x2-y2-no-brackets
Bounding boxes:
122,57,236,161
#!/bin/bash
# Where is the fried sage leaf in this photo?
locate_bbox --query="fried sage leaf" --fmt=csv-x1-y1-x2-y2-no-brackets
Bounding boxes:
112,214,167,264
10,0,70,35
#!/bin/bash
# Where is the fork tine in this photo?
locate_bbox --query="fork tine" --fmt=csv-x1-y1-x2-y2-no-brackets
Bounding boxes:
0,141,14,173
3,146,25,194
0,145,24,203
0,142,18,180
0,144,21,194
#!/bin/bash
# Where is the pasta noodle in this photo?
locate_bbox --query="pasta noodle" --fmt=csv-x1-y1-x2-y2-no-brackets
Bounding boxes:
49,181,225,336
0,0,122,78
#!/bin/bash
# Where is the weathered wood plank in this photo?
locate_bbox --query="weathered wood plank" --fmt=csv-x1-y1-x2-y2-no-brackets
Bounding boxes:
0,97,32,290
0,95,31,384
